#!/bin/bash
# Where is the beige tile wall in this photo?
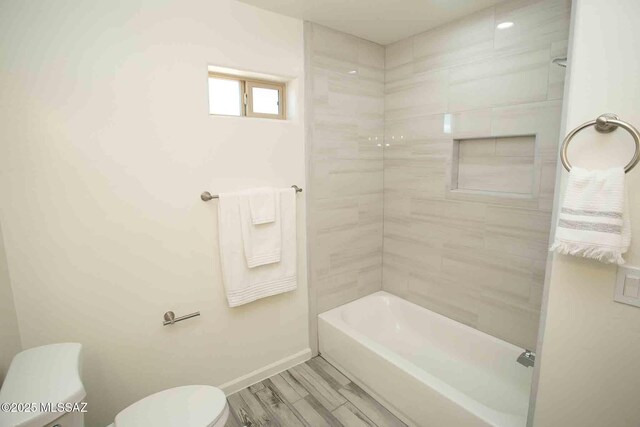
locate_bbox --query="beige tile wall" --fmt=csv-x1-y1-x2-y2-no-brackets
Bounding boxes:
306,23,385,323
383,0,570,349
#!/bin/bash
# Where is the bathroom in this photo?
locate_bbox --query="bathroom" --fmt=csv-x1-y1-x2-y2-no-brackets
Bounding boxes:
0,0,639,426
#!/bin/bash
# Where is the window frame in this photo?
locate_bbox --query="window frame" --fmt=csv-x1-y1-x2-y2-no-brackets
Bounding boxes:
208,72,286,120
246,80,286,119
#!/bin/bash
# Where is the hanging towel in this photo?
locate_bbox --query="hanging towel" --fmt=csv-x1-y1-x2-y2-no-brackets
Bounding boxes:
239,189,281,268
247,187,276,225
218,188,297,307
550,166,631,264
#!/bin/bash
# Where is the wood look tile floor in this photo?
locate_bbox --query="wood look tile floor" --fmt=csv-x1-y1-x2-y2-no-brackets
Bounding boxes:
225,356,406,427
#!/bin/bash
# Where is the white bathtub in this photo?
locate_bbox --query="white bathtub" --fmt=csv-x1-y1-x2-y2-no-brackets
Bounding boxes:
318,291,533,427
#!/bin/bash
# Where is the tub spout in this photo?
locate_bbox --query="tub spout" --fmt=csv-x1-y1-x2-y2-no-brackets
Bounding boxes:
517,350,535,368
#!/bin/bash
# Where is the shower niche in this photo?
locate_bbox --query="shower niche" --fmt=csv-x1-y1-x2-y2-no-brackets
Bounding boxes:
451,135,537,198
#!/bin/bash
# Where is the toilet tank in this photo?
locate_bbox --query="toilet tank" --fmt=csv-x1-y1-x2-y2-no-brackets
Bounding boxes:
0,343,86,427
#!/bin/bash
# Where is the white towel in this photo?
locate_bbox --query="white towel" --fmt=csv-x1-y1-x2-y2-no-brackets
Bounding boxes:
218,188,297,307
247,187,276,224
550,167,631,264
239,189,281,268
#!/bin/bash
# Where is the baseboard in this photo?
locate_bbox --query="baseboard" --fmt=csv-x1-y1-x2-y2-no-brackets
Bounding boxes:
218,348,312,396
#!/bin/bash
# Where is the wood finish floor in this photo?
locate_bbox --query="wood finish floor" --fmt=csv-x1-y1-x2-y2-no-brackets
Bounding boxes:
225,356,406,427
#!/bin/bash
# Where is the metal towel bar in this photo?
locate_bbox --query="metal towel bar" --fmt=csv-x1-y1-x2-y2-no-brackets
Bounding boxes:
201,185,302,201
163,310,200,326
560,113,640,173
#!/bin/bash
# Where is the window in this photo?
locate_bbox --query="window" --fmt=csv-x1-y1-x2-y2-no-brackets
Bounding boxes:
208,76,243,116
208,73,286,119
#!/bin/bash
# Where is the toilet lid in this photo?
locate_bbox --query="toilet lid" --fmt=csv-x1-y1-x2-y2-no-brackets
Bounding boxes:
115,385,227,427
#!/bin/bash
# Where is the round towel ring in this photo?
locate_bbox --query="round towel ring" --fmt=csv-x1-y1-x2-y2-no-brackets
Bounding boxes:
560,113,640,173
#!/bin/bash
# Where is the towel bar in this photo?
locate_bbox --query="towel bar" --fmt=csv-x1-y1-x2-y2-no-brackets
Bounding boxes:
163,310,200,326
560,113,640,173
201,185,302,201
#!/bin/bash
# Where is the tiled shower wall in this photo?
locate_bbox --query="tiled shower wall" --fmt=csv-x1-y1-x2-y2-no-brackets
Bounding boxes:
382,0,570,349
305,23,385,338
306,0,569,351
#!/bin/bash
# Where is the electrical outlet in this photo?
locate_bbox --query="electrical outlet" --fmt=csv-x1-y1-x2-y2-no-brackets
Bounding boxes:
615,265,640,308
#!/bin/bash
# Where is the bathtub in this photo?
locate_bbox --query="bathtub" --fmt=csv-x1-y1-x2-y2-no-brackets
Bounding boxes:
318,291,533,427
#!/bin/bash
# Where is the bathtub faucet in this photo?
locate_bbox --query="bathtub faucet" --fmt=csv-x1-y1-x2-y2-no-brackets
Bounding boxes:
517,350,535,368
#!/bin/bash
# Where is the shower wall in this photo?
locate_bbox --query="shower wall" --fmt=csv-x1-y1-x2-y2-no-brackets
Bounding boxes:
305,23,385,327
382,0,570,349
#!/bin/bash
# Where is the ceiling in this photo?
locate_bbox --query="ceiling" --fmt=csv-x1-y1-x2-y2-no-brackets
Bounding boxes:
237,0,505,45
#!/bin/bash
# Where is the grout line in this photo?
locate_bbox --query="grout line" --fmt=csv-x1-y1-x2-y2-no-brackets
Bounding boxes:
381,40,387,294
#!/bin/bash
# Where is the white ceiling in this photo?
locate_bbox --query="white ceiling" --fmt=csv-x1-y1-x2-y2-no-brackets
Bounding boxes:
237,0,505,45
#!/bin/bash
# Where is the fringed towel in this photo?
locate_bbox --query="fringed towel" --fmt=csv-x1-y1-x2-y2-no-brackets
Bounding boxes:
550,166,630,264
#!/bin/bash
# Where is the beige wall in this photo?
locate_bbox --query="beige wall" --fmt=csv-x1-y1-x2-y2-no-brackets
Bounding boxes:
382,0,570,349
305,23,385,351
0,222,21,384
534,0,640,425
0,0,308,425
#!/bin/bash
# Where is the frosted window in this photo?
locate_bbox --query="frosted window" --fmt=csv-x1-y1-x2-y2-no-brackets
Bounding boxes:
208,77,242,116
252,87,280,115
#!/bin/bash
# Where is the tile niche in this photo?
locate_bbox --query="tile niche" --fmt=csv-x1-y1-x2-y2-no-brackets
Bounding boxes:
452,135,537,197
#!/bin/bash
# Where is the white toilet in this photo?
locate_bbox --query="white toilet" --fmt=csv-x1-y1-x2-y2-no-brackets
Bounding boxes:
0,344,229,427
106,385,229,427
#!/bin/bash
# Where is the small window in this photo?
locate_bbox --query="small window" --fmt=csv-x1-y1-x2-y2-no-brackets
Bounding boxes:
208,76,243,116
208,73,286,119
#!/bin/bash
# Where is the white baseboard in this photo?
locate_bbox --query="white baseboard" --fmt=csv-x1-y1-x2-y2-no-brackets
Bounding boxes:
218,348,311,396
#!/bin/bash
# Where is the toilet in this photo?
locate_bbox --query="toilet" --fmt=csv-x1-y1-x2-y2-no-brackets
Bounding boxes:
0,343,229,427
106,386,229,427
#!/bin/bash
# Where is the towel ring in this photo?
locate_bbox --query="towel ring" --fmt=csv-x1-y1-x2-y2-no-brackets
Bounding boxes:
560,113,640,173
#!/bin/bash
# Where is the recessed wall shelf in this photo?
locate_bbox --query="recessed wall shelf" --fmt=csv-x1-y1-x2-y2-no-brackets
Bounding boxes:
451,135,536,198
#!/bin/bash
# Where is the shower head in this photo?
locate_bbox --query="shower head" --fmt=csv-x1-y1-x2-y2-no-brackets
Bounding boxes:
552,57,567,68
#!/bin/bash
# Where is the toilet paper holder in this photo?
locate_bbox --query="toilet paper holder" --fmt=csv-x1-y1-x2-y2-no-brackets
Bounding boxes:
163,310,200,326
